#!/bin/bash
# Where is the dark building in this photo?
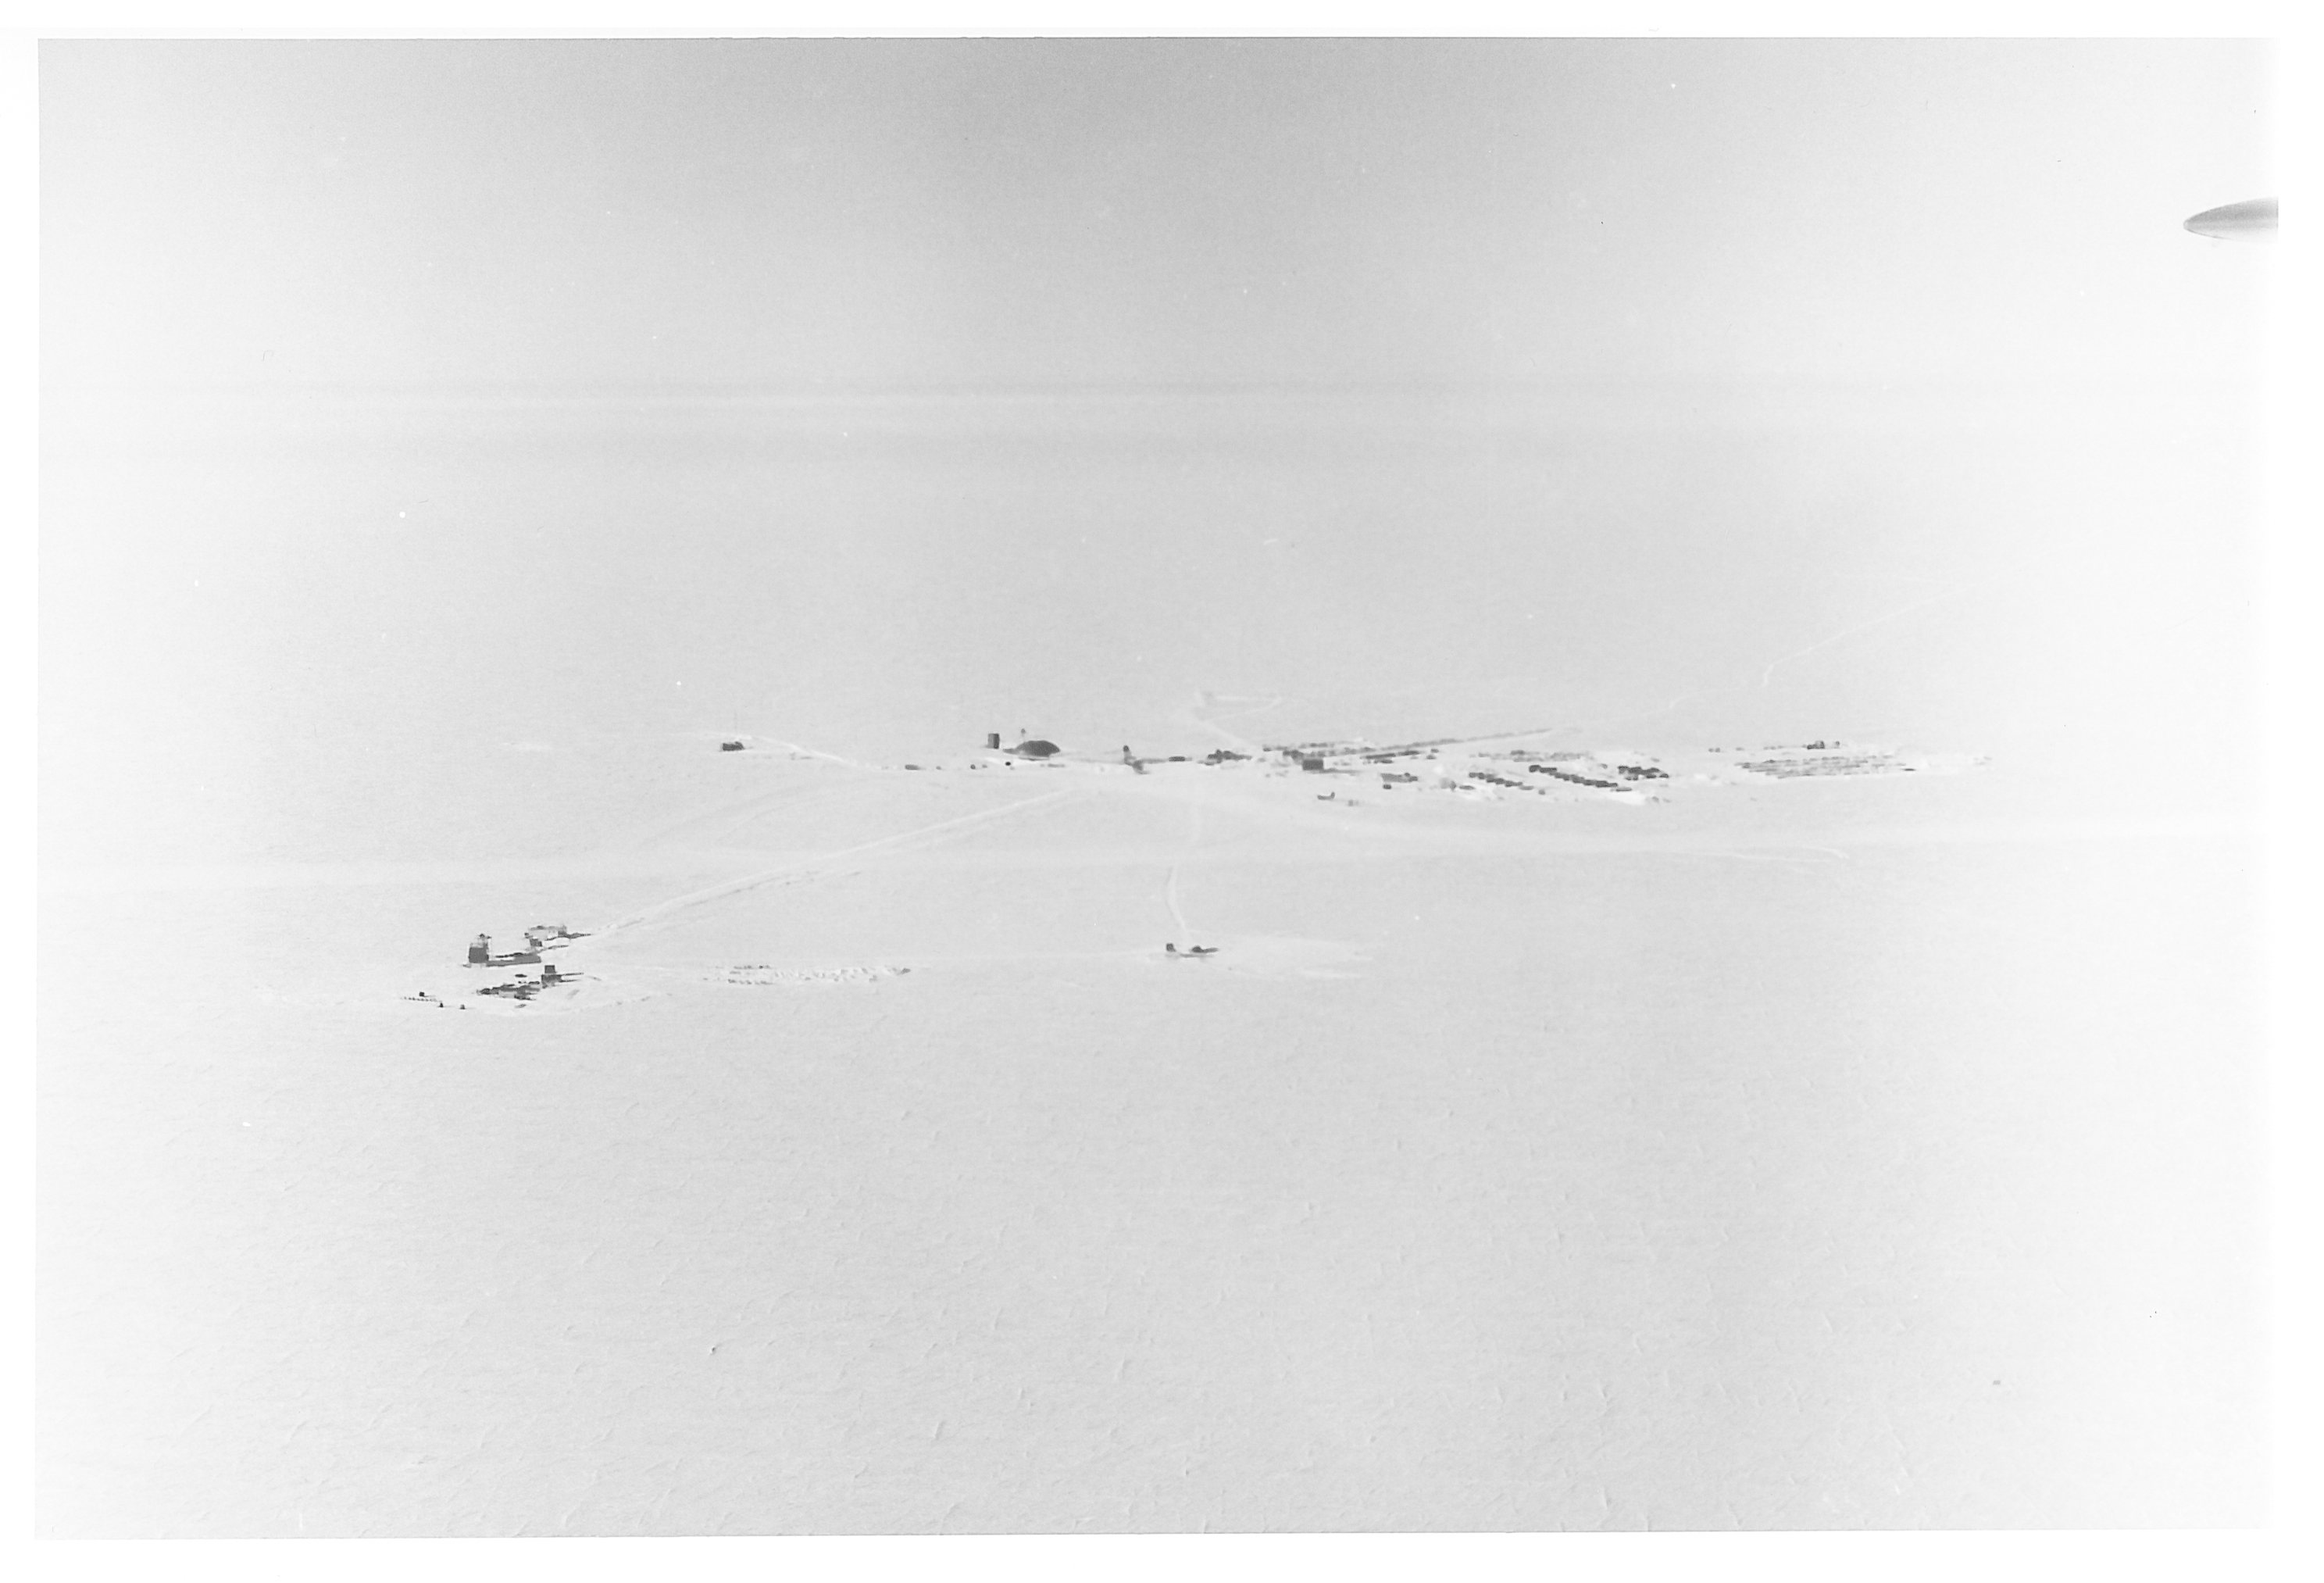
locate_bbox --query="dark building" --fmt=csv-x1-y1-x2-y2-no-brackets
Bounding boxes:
1013,739,1060,759
467,934,491,964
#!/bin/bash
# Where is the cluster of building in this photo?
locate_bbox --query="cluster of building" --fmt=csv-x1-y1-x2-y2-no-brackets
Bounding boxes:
466,924,584,967
1237,737,1669,800
984,732,1058,758
909,728,1689,802
439,924,589,1005
1737,752,1905,779
1525,762,1625,791
475,961,570,1002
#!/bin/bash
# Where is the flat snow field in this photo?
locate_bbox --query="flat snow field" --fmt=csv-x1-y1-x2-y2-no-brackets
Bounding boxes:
38,749,2265,1533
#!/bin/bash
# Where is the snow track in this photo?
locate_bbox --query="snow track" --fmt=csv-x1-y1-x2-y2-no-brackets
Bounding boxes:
586,787,1080,942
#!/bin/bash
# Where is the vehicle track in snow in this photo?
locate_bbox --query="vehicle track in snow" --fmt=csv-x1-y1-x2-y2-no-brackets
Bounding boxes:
584,787,1081,943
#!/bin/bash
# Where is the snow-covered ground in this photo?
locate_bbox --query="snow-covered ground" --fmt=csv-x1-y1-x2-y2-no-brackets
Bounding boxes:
38,384,2267,1532
39,734,2263,1532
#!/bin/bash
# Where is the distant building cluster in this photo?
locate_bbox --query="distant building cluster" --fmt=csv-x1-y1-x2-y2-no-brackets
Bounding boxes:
1739,752,1901,778
452,923,590,1006
466,924,582,967
688,719,1918,801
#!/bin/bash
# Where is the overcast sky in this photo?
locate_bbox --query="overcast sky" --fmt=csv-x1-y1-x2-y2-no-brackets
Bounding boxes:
43,38,2273,392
